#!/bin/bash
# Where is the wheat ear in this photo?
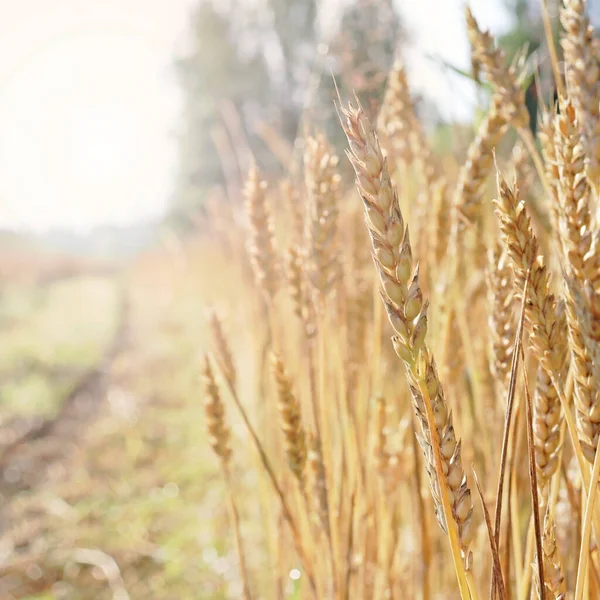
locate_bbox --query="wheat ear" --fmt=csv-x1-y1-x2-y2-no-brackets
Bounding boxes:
564,277,600,463
202,356,233,465
554,100,599,286
340,99,475,587
533,365,563,488
487,244,515,399
560,0,600,197
493,175,568,380
208,312,237,391
201,356,252,600
270,353,307,489
465,6,529,128
533,512,566,600
553,100,600,464
304,133,341,297
244,165,279,298
377,59,416,165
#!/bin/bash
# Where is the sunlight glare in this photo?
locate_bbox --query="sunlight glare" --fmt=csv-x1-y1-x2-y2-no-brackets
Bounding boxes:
0,3,185,232
69,104,137,184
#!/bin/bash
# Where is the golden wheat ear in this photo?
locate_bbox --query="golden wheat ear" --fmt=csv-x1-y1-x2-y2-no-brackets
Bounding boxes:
244,165,280,299
465,6,529,128
560,0,600,197
339,98,475,597
303,133,341,298
201,355,232,465
207,311,237,391
487,243,515,401
270,352,307,490
201,355,253,600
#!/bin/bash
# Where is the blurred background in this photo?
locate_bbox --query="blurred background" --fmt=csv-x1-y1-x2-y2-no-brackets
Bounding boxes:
0,0,594,597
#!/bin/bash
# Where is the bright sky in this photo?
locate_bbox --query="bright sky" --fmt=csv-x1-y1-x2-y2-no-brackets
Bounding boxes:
0,0,508,232
400,0,511,122
0,0,195,232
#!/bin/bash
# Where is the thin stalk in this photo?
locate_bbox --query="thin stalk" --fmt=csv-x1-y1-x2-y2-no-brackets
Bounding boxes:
541,0,565,98
371,277,384,395
491,269,529,598
473,467,507,600
222,379,317,596
517,126,553,202
510,468,523,596
521,353,546,600
509,403,523,597
575,437,600,600
317,307,339,598
466,571,481,600
519,517,535,600
416,376,474,600
343,488,356,600
224,467,253,600
546,370,600,547
411,425,431,600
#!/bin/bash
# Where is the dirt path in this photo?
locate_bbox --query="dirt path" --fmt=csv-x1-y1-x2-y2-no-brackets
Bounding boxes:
0,280,131,500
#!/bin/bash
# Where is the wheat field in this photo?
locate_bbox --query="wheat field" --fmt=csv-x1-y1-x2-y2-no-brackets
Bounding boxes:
198,2,600,599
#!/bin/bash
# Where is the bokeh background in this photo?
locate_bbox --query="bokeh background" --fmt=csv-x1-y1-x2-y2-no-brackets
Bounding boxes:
0,0,595,598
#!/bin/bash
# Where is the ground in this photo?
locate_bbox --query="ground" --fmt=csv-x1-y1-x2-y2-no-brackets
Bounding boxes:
0,239,246,599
